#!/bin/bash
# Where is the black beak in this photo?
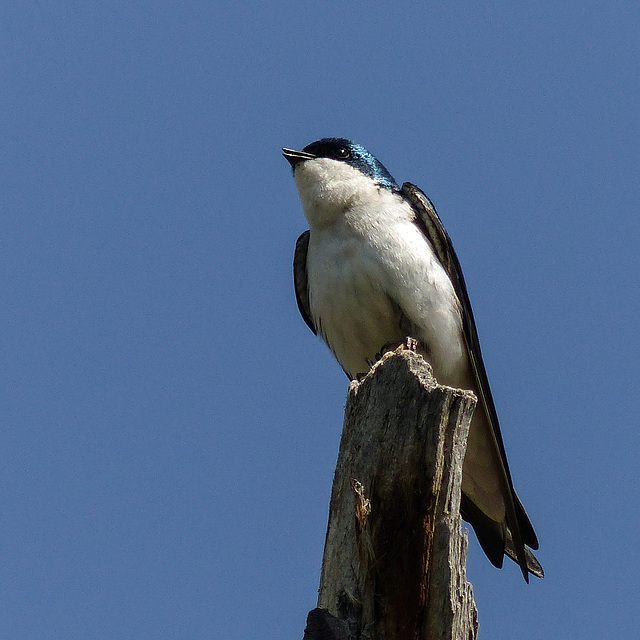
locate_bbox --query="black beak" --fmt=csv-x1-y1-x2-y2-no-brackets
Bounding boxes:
282,147,316,169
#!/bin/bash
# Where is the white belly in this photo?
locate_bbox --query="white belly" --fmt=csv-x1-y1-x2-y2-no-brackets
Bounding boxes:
306,218,468,384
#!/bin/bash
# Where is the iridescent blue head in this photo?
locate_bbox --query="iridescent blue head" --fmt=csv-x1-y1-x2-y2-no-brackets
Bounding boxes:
282,138,398,191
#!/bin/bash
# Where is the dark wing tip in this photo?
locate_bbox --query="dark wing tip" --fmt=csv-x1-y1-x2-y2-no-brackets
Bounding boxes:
514,491,539,550
462,493,543,581
504,529,544,579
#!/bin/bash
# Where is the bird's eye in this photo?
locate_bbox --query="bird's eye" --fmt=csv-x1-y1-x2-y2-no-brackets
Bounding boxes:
336,147,351,159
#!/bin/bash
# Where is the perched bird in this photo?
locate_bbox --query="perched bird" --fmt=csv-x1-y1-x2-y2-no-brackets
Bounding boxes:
283,138,542,581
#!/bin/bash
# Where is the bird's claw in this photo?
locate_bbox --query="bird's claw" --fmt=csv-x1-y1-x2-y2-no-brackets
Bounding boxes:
377,337,420,360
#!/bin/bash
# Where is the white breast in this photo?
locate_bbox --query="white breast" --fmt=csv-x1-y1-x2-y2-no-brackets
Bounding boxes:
304,185,468,384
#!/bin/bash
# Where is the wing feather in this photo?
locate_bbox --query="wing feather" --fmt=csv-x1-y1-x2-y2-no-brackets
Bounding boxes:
293,230,317,335
401,182,538,580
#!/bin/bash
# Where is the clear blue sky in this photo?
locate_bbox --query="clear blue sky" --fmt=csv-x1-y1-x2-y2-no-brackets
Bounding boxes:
2,2,639,638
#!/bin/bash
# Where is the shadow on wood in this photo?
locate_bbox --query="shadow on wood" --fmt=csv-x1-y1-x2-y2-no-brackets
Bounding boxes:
304,348,479,640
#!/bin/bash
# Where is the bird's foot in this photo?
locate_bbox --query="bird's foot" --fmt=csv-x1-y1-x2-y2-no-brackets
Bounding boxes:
377,337,420,360
356,339,422,381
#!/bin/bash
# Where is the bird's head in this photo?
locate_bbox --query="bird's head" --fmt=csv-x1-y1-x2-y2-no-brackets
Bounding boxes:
283,138,398,227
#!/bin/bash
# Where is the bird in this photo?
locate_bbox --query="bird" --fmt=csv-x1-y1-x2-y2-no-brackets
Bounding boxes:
283,137,542,581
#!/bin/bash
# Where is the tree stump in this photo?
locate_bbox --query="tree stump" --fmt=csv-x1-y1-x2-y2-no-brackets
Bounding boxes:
304,348,478,640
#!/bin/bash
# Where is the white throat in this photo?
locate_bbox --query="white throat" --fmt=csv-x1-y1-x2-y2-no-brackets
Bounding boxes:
294,158,394,230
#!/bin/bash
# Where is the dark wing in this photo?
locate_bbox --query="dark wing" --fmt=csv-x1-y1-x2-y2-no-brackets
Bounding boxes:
401,182,539,581
293,230,317,334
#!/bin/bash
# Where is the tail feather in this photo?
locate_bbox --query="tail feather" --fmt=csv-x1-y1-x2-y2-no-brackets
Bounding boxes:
461,493,543,579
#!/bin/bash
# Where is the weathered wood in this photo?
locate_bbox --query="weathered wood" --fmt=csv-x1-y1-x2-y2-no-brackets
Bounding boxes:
312,348,478,640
